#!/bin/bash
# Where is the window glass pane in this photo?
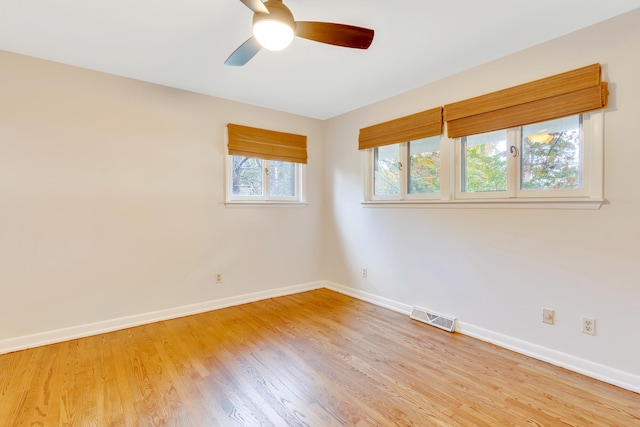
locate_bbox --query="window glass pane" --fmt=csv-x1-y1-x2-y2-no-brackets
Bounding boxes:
374,144,401,196
521,115,582,190
408,136,440,194
232,155,263,196
462,130,508,192
269,160,296,197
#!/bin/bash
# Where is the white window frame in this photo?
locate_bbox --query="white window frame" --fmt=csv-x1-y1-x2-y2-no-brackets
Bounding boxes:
363,111,604,209
454,128,514,200
516,112,601,199
225,155,306,204
364,137,446,202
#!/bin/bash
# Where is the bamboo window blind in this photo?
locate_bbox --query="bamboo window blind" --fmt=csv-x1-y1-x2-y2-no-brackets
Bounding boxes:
358,107,443,150
228,124,307,164
443,64,609,138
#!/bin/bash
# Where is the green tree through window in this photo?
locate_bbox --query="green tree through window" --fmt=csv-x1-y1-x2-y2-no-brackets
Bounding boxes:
463,134,508,193
409,138,440,194
521,129,581,190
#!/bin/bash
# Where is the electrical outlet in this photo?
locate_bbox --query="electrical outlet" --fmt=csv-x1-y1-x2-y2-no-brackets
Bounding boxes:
582,316,596,335
542,308,554,325
362,267,367,278
216,273,222,284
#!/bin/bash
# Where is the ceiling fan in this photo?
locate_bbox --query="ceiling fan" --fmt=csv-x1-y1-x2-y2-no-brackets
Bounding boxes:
225,0,375,66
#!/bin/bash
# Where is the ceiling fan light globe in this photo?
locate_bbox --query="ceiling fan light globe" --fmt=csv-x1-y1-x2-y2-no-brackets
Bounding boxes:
253,20,294,51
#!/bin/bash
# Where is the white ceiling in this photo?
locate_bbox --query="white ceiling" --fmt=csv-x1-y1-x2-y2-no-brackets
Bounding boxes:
2,1,640,119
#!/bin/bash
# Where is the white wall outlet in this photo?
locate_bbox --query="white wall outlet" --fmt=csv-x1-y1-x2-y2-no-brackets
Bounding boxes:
216,273,222,283
362,267,367,278
542,308,555,325
582,316,596,335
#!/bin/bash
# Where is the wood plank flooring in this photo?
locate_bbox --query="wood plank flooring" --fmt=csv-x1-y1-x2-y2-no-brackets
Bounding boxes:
1,288,639,426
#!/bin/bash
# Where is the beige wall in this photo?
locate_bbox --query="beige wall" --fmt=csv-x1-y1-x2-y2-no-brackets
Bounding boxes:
323,9,640,385
1,8,639,391
0,52,324,340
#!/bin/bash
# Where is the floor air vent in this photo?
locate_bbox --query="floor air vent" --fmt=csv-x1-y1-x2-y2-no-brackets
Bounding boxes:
410,307,456,332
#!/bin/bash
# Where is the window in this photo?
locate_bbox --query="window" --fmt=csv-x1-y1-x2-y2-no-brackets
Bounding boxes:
360,64,607,208
359,107,444,201
409,137,441,195
373,143,400,197
460,130,508,195
370,136,441,200
363,111,602,206
226,123,306,203
228,155,303,202
520,115,582,192
455,113,598,200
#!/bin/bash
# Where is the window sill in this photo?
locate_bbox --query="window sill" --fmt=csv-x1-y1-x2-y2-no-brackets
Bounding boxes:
225,201,308,207
362,198,605,210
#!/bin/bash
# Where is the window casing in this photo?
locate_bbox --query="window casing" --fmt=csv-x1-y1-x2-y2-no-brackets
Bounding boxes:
454,112,599,200
368,136,442,201
226,155,305,203
364,112,603,207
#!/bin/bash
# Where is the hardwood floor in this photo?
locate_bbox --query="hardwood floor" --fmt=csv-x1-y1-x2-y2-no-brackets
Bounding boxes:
1,289,639,426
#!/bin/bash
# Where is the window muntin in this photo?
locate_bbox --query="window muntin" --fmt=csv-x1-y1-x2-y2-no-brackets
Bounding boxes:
227,155,304,203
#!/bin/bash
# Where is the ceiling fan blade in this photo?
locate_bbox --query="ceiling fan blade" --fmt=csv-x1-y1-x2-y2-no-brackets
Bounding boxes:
225,37,262,66
238,0,269,14
295,21,374,49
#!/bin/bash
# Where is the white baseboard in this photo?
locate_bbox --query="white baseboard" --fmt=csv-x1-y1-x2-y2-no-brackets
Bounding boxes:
324,281,413,315
3,280,639,394
0,281,324,355
324,281,640,394
456,322,640,394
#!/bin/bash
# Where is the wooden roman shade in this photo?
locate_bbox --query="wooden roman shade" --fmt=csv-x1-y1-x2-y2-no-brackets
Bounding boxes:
358,107,443,150
228,123,307,164
443,64,609,138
